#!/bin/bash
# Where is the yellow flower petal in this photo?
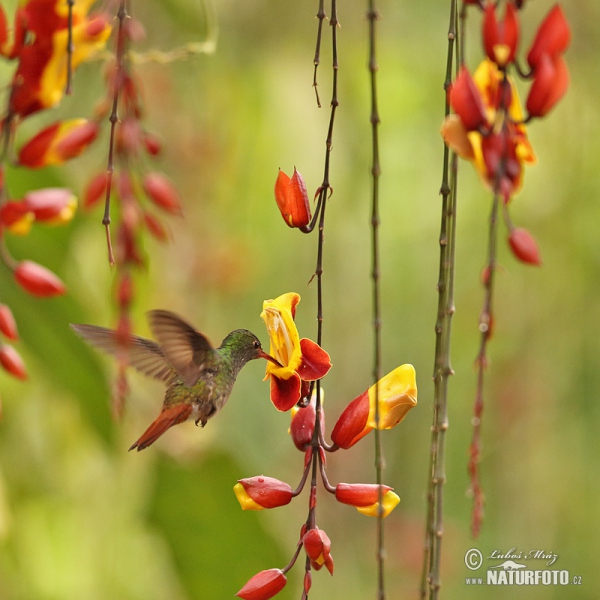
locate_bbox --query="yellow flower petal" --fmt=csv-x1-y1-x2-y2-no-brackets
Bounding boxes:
367,364,417,430
233,483,264,511
356,491,400,518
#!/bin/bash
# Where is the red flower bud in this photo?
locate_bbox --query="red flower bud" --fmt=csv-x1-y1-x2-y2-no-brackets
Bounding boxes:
143,212,170,242
449,67,488,132
0,202,31,229
483,2,519,66
508,227,541,266
274,168,311,228
143,173,183,215
14,261,66,297
289,394,324,451
330,391,371,449
236,569,287,600
0,345,27,380
527,5,571,70
335,483,393,508
143,133,162,156
526,54,569,118
83,173,109,209
23,188,76,222
302,528,334,574
0,305,19,341
235,476,293,509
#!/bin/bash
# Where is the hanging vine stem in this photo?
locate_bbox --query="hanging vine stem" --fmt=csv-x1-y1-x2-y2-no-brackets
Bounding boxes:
366,2,386,599
102,0,129,266
420,1,458,598
65,0,75,95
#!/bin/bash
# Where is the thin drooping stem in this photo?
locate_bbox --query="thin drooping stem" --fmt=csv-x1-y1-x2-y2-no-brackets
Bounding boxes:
312,0,326,108
468,191,499,538
103,0,129,266
421,1,458,598
366,2,386,599
66,0,75,94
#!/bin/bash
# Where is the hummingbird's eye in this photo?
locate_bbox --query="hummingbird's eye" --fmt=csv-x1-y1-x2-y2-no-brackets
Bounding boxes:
253,340,261,349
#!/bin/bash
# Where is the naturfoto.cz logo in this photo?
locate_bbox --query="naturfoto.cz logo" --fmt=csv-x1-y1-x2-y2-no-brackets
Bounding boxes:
464,547,583,587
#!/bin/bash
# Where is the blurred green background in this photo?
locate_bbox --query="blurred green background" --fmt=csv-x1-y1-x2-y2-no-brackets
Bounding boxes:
0,0,599,598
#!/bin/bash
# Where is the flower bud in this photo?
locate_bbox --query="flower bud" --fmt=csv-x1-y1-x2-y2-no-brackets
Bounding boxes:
83,172,109,209
483,2,519,67
331,391,371,449
143,172,183,215
14,261,66,297
289,390,324,451
0,305,19,341
335,483,393,507
23,188,77,225
508,227,541,266
526,54,569,118
274,168,311,228
236,569,287,600
0,344,27,380
0,202,33,235
18,119,98,167
355,489,401,518
234,476,293,510
302,528,333,574
526,5,571,70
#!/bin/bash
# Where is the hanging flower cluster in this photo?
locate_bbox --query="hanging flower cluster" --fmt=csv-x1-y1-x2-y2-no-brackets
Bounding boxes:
234,293,417,599
82,3,183,417
0,0,110,383
441,2,570,265
441,1,570,538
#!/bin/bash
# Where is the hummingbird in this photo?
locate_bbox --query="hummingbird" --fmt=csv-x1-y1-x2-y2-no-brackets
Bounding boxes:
71,310,280,451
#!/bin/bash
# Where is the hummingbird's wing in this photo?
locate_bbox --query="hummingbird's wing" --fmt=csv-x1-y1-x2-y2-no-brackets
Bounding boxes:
147,310,219,387
70,324,175,382
129,402,193,451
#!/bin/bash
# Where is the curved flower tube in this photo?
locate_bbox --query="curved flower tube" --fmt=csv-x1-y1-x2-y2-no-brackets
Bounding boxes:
261,293,331,411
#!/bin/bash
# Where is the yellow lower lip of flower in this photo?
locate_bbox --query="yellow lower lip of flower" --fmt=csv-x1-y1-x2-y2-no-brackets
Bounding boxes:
356,491,400,518
367,364,417,430
233,483,264,511
7,214,34,236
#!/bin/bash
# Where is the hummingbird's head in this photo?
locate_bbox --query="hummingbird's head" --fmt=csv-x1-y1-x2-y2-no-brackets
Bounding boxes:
222,329,282,368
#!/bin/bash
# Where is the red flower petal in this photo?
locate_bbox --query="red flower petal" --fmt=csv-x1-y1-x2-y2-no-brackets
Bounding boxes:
14,261,66,297
0,202,30,228
236,569,287,600
297,338,332,381
527,5,571,69
330,391,371,449
508,227,542,266
450,67,488,131
290,400,323,451
270,373,301,411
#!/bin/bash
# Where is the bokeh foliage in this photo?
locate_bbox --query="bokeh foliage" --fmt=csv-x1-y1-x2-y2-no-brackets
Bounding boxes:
0,1,599,598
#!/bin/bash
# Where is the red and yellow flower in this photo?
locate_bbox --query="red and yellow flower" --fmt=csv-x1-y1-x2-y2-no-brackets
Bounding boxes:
261,293,331,412
331,364,417,449
335,483,400,518
2,0,111,118
442,59,536,201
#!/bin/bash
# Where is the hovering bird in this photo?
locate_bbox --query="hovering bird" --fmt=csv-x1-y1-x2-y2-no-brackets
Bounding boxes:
71,310,280,451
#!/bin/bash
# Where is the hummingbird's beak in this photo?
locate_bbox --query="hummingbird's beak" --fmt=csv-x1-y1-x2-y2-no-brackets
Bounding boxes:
258,348,283,367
